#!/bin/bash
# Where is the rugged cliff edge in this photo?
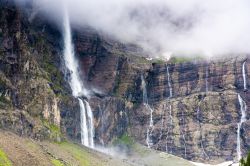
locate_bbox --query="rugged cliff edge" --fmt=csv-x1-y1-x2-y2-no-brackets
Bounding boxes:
0,1,249,164
0,1,79,142
78,31,250,162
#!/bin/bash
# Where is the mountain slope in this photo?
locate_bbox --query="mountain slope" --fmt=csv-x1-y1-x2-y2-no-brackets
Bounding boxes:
0,130,194,166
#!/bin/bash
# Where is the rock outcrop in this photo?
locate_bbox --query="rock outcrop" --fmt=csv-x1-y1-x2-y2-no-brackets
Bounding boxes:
75,30,250,162
0,2,80,141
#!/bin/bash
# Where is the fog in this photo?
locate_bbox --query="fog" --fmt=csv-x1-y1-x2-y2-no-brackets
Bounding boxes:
16,0,250,58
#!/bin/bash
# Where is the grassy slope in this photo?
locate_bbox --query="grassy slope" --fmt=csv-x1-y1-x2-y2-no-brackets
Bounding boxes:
0,131,130,166
0,148,11,166
112,134,194,166
0,131,194,166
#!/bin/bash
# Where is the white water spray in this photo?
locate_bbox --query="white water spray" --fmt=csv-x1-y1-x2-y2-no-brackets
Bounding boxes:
236,94,247,161
141,75,154,148
242,61,247,90
63,8,87,97
63,7,94,148
79,99,89,146
85,101,95,147
167,66,173,98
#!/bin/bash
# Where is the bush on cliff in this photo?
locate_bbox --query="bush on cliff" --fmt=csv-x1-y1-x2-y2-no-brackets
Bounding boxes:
240,151,250,166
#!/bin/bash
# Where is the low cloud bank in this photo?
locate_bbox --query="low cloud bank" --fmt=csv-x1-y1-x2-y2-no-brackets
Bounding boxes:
16,0,250,58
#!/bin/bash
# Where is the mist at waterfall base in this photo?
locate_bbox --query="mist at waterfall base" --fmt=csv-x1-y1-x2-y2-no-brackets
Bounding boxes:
16,0,250,58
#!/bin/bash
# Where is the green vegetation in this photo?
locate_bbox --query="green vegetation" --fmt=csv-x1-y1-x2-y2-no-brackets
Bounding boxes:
0,96,9,104
113,77,121,97
51,159,64,166
35,34,64,96
113,133,134,147
43,61,64,95
152,58,166,64
43,120,62,141
137,57,152,64
0,149,12,166
132,143,151,156
0,78,6,87
0,93,11,108
240,151,250,166
169,56,204,64
59,94,71,104
56,142,90,166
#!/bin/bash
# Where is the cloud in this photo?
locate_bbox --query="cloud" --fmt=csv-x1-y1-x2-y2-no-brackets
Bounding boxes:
15,0,250,58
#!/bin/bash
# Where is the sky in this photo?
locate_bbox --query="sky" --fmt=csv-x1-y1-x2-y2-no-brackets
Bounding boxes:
15,0,250,58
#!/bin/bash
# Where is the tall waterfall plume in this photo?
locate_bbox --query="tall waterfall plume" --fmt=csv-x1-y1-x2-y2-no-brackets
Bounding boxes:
63,7,94,148
141,75,154,148
242,61,247,90
236,94,247,161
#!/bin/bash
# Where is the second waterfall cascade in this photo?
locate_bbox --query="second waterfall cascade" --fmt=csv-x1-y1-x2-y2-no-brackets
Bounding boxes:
63,7,94,148
237,94,247,161
165,65,173,153
141,75,154,148
236,61,248,161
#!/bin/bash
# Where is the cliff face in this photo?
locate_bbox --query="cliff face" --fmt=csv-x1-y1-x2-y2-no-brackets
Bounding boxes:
134,60,250,162
0,2,249,164
0,2,81,141
75,31,250,162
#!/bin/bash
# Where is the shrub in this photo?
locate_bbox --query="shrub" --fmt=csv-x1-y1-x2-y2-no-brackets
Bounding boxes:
240,151,250,166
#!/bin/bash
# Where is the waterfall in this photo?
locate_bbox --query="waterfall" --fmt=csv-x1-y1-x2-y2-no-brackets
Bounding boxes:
196,107,209,159
79,99,89,146
165,66,174,153
165,104,173,153
85,101,95,147
236,62,247,160
242,61,247,90
167,66,173,98
237,94,247,161
205,66,209,93
141,75,154,148
63,8,87,97
63,8,94,148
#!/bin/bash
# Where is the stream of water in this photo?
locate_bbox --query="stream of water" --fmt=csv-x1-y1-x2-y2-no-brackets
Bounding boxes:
236,61,248,160
237,94,247,161
141,75,154,148
243,61,247,90
165,66,174,153
63,7,94,148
